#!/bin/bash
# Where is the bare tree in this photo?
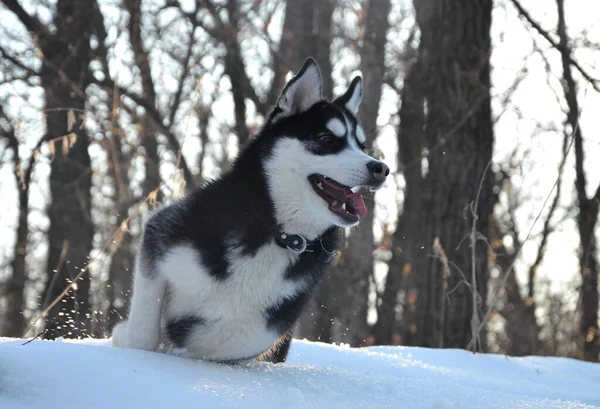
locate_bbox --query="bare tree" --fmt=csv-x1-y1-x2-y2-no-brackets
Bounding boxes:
375,42,420,346
0,108,41,337
272,0,337,342
389,0,495,349
330,0,392,346
1,0,98,338
555,0,599,362
124,0,164,198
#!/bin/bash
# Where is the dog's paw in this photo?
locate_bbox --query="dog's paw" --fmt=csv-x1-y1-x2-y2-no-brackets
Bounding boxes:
111,321,128,347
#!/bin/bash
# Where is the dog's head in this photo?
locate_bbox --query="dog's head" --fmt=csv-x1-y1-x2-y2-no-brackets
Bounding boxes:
261,58,389,237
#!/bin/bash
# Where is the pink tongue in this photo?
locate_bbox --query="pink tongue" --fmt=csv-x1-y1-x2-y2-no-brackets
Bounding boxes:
321,179,368,218
346,192,367,218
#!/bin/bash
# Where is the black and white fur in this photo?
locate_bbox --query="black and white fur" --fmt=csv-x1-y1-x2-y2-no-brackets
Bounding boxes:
111,58,389,363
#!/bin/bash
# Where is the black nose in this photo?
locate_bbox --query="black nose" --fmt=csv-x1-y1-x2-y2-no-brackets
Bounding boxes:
367,161,389,182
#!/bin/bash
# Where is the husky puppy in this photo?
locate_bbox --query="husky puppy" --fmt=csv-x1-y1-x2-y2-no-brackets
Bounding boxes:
111,58,389,363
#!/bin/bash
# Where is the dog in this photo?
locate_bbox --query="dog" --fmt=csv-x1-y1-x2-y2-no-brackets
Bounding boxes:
111,58,389,363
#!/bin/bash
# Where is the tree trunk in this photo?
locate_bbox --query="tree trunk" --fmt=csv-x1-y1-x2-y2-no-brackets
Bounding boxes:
4,177,29,337
94,0,163,335
2,126,36,337
577,202,599,362
329,0,392,346
106,100,134,335
125,0,162,201
490,219,541,356
267,0,335,108
223,0,252,147
275,0,336,342
394,0,494,349
375,53,423,345
41,0,95,339
555,0,600,363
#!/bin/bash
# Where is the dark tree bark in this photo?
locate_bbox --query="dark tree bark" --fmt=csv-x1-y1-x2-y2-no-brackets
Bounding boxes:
267,0,336,108
273,0,337,342
375,53,423,345
7,172,29,337
503,269,540,356
90,0,167,335
2,0,98,338
496,130,566,357
84,2,138,335
4,174,29,336
198,0,270,147
105,98,134,334
390,0,494,349
1,119,39,337
196,105,211,186
224,0,252,147
555,0,600,362
328,0,392,346
33,0,96,339
491,218,541,356
124,0,163,199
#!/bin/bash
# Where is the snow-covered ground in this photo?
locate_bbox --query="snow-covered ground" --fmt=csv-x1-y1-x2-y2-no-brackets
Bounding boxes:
1,337,599,409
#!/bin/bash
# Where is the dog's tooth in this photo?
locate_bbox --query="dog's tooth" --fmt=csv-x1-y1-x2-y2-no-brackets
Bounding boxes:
317,182,323,190
342,203,346,210
351,186,360,193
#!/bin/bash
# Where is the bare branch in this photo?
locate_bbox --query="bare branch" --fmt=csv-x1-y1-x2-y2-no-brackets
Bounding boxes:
0,105,46,190
121,0,195,191
509,0,600,93
433,238,451,348
125,0,157,103
0,46,39,77
96,77,195,190
197,0,268,116
526,130,569,298
168,23,197,126
470,77,588,348
467,157,494,352
555,0,588,204
2,0,49,37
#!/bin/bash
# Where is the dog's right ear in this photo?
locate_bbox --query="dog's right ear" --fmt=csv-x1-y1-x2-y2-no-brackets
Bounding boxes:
271,58,322,123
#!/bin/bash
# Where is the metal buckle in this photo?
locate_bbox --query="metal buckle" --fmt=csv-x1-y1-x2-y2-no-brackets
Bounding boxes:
279,233,307,253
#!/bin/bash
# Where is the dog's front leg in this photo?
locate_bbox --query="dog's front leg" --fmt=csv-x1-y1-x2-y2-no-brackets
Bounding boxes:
113,258,166,352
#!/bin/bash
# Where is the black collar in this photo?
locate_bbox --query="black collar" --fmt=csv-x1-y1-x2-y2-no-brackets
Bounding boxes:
274,231,337,263
250,202,337,263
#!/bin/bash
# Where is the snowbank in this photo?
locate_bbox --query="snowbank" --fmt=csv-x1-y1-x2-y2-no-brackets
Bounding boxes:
1,337,599,408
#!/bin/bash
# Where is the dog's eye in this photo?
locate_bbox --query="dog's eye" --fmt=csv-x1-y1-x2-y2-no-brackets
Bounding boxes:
319,133,337,145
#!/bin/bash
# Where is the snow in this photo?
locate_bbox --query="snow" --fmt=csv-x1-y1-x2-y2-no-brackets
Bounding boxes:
1,337,599,409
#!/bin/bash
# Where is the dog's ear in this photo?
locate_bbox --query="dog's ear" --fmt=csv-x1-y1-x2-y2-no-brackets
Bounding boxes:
275,58,322,118
335,76,362,115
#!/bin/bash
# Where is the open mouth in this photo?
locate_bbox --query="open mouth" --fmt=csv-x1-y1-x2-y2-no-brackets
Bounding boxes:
308,174,368,223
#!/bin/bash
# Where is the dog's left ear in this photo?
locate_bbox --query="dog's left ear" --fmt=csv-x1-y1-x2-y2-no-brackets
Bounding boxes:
335,76,362,115
275,58,323,118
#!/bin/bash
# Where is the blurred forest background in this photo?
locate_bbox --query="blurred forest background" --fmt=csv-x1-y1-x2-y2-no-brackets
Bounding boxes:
0,0,598,362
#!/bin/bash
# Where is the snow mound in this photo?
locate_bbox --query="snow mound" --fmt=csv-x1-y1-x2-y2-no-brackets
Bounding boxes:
1,337,599,408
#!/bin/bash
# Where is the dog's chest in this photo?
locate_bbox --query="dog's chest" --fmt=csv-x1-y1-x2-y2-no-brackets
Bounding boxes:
159,240,307,360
